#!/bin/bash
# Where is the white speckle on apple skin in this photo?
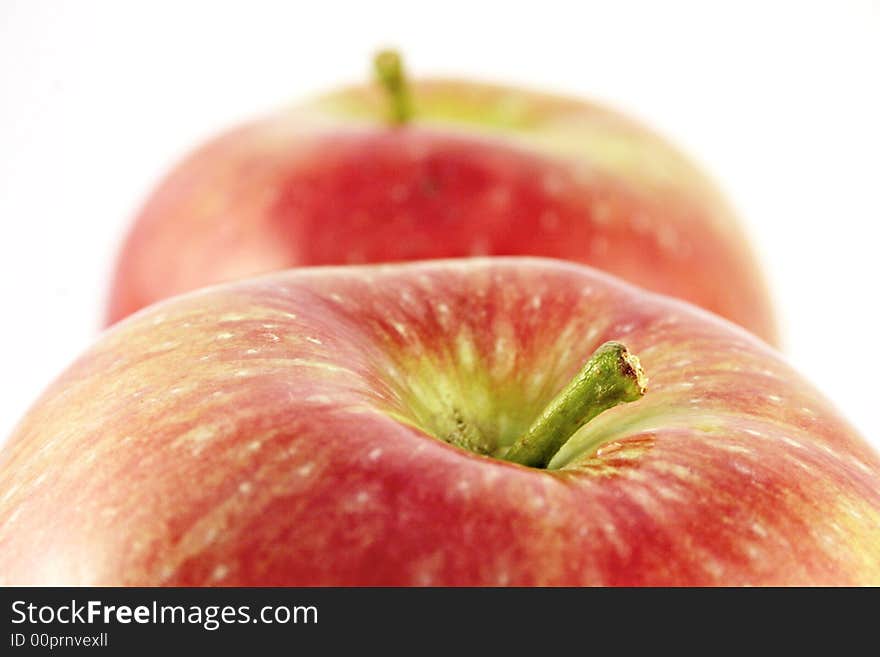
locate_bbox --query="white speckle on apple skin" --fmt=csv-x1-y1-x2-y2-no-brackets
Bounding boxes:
216,332,234,340
780,437,806,450
492,331,515,378
651,461,701,484
1,483,20,503
148,340,180,353
790,458,819,476
176,425,217,454
238,482,253,495
481,469,500,485
37,438,59,456
6,507,21,526
627,484,662,516
600,521,629,559
850,458,872,475
654,485,686,503
731,460,754,477
287,359,351,375
717,443,754,455
297,463,315,477
305,336,323,345
368,448,382,461
848,507,865,521
817,443,838,457
744,543,763,562
702,558,725,580
623,469,648,483
245,348,259,354
526,370,548,398
211,564,229,581
455,333,476,371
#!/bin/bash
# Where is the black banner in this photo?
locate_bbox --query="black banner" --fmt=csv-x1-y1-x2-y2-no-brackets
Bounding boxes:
0,587,864,651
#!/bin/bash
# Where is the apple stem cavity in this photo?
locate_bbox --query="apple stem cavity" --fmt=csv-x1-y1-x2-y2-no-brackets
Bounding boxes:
374,49,413,125
503,341,648,469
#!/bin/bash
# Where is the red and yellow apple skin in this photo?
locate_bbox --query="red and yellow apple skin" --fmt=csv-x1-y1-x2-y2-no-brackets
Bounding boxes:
2,258,876,586
106,78,778,345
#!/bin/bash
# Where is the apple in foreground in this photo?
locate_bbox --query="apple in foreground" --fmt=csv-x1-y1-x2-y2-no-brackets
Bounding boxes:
106,52,778,345
1,258,876,585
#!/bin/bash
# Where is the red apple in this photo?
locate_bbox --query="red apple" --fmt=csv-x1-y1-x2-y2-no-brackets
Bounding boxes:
106,53,778,345
1,258,876,585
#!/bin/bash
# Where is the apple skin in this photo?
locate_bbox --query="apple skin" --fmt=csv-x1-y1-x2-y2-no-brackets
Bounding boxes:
106,78,778,344
1,258,875,586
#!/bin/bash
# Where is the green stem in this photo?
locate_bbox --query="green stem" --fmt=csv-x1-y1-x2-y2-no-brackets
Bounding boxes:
503,341,648,468
373,49,412,125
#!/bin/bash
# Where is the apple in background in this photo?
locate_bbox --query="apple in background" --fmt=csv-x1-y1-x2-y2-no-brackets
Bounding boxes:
106,52,778,345
2,258,876,585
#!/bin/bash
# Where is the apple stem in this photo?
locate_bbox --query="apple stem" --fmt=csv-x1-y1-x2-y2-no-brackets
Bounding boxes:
503,341,648,468
374,49,413,125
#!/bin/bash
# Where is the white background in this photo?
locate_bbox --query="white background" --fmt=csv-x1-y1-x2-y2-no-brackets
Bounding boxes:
1,1,878,449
